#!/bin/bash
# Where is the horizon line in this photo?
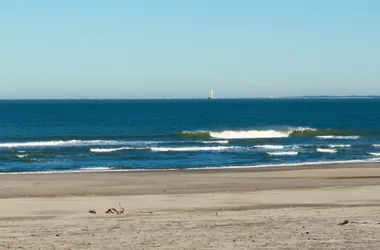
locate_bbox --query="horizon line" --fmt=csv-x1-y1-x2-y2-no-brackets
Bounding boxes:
1,95,380,101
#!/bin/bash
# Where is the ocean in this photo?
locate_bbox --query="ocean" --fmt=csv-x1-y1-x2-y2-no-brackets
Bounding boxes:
1,99,380,173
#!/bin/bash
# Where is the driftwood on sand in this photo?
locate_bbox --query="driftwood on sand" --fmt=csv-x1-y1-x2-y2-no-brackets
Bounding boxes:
106,203,125,214
338,220,349,226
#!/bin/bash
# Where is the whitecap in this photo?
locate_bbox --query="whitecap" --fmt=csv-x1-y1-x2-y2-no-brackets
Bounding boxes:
317,136,360,140
0,140,127,148
254,145,285,150
369,152,380,156
200,140,229,144
210,130,290,139
151,146,233,152
90,147,132,153
316,148,337,153
328,144,351,148
267,151,298,156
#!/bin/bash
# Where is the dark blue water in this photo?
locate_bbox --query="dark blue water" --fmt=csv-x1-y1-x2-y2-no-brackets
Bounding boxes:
1,99,380,173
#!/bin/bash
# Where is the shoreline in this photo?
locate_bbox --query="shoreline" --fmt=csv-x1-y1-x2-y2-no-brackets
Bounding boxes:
1,162,380,199
2,160,380,176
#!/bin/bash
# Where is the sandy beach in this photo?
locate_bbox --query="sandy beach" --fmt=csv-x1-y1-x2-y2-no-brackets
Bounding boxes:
1,164,380,249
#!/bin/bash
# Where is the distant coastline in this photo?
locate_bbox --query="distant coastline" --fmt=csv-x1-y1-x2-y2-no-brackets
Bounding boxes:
292,95,380,99
1,95,380,101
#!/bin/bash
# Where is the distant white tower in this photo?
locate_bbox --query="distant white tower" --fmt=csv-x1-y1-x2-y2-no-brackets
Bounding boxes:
209,88,214,99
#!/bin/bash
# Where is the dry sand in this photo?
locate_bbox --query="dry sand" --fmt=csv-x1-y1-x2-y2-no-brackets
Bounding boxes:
1,164,380,249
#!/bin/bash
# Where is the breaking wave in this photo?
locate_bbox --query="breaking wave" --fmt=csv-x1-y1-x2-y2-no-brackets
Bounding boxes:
91,146,235,153
0,139,230,149
90,147,134,153
179,128,313,139
328,144,351,148
210,130,291,139
317,148,337,153
317,136,360,140
179,128,374,140
150,146,234,152
0,140,126,148
267,151,298,156
254,145,285,150
200,140,229,144
369,152,380,156
0,128,374,150
16,154,28,158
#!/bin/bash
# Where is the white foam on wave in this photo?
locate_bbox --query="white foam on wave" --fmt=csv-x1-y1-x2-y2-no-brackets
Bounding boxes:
200,140,229,144
267,151,298,156
190,157,380,170
254,145,285,150
210,130,289,139
16,154,28,158
373,144,380,147
91,145,236,153
0,140,80,148
0,140,127,148
79,167,113,171
90,147,133,153
208,127,315,139
317,136,360,140
0,139,231,149
317,148,337,153
369,152,380,156
0,168,162,175
151,146,234,152
328,144,351,148
3,157,380,175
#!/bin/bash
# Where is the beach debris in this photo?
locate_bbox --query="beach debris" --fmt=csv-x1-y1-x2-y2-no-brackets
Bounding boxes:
105,203,124,214
119,202,125,214
338,220,349,226
88,209,96,214
106,208,119,214
350,221,367,224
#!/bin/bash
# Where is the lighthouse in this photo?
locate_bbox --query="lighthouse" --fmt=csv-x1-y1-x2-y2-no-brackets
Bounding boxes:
208,88,214,99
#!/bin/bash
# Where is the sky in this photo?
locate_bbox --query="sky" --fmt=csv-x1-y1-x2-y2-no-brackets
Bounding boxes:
0,0,379,99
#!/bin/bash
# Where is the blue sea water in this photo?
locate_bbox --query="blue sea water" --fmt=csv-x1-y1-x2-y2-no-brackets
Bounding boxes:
1,99,380,173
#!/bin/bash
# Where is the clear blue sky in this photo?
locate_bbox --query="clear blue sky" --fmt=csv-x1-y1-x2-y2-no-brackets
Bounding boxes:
0,1,379,99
